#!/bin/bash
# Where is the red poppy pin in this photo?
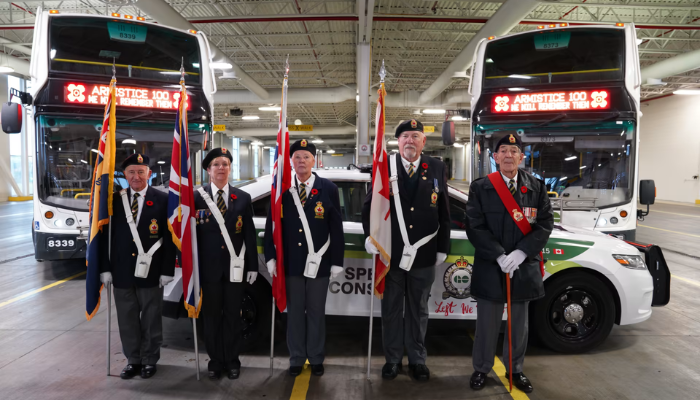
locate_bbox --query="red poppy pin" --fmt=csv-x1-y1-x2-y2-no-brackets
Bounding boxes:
422,163,428,169
311,189,318,195
231,194,237,200
146,200,154,206
521,186,528,194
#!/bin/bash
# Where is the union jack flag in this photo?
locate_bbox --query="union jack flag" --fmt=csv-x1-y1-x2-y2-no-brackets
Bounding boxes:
167,72,201,318
270,61,292,312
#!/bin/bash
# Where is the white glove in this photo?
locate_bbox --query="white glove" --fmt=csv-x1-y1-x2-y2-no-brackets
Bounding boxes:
435,252,447,265
247,271,258,284
100,272,112,285
159,275,174,288
364,237,380,255
501,250,528,278
267,259,277,277
330,266,343,279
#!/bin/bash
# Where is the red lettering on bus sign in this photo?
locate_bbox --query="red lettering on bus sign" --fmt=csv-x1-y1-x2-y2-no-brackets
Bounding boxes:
493,90,610,113
64,82,189,110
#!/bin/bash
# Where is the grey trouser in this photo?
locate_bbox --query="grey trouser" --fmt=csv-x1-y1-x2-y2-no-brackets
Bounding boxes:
201,280,245,371
286,276,330,367
473,298,529,374
381,266,435,365
113,286,164,365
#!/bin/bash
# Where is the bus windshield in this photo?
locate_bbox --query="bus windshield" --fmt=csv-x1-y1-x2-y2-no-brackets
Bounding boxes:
49,16,201,85
483,29,625,89
473,121,635,209
37,116,206,211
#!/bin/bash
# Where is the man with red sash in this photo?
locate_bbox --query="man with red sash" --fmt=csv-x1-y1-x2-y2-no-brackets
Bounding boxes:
465,133,553,393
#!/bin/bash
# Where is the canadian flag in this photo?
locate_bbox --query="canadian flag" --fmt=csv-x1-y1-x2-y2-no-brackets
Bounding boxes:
554,249,564,255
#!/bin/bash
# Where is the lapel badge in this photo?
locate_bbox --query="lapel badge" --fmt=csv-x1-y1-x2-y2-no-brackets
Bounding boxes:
236,215,243,233
149,219,159,234
137,154,144,163
512,209,524,222
314,202,325,219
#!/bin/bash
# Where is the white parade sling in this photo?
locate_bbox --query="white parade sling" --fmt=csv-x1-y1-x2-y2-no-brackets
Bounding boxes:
197,187,246,283
120,190,163,278
389,154,439,271
290,185,330,279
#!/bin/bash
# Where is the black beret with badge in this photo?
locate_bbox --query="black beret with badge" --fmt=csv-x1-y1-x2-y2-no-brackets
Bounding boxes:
120,153,150,170
494,133,523,152
202,147,233,169
395,119,424,138
289,139,316,157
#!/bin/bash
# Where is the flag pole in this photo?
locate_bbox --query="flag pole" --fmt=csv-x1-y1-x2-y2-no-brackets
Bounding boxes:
366,256,376,380
106,282,111,376
270,297,276,376
506,273,513,392
192,317,200,380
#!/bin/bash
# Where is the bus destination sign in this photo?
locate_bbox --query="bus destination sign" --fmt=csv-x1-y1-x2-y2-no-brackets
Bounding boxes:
493,90,609,113
64,83,188,110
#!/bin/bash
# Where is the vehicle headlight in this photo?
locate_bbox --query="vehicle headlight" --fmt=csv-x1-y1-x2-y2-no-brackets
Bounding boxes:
613,254,647,270
597,217,607,227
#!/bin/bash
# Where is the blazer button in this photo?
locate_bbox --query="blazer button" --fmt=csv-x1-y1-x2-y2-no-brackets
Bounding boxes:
409,225,413,229
298,243,302,246
299,229,303,233
132,253,135,256
410,207,414,211
221,246,225,249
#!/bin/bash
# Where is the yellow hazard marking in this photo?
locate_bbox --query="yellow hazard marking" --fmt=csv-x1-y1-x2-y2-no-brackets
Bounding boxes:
638,225,700,238
468,332,531,400
651,210,700,219
0,271,86,309
672,274,700,288
289,360,312,400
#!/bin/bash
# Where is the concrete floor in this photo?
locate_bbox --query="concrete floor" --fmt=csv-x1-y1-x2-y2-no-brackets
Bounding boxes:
0,200,699,400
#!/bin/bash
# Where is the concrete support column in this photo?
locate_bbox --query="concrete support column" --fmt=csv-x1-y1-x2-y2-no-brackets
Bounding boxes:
356,43,371,165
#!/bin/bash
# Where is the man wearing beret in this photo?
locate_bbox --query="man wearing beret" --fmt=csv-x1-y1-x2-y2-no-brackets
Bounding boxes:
264,139,345,377
99,153,176,379
466,133,553,393
362,119,451,381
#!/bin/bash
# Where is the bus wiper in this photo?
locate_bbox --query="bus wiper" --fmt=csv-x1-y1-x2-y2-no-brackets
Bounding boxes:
119,112,153,122
534,114,567,128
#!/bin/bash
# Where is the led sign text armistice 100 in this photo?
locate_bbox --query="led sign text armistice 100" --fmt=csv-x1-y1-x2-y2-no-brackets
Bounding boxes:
493,90,610,113
64,83,189,110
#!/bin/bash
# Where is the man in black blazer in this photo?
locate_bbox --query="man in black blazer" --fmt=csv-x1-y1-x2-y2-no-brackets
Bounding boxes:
264,139,344,377
99,153,175,379
362,119,451,381
193,147,258,380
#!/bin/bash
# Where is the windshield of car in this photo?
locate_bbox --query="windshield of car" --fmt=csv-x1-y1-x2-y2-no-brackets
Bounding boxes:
37,115,207,211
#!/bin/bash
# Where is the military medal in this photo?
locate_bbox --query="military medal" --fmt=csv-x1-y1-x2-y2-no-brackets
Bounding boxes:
523,207,538,224
434,178,439,193
431,192,438,205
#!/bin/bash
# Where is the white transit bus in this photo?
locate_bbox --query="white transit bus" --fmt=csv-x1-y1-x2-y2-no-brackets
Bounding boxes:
6,8,215,261
469,23,651,241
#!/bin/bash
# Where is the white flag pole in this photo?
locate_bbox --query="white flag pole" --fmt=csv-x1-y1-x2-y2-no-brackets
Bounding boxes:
192,317,200,380
367,256,377,380
270,297,276,376
106,215,112,376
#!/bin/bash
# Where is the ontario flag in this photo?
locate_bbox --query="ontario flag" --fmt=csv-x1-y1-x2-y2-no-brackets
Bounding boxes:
167,75,201,318
270,63,292,312
85,78,117,320
369,82,391,298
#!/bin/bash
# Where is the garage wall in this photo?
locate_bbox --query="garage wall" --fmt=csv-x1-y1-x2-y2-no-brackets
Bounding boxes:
639,94,700,204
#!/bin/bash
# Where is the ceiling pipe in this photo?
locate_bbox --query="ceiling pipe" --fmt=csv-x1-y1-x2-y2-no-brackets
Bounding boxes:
225,125,357,137
0,54,30,76
0,37,32,55
641,48,700,82
132,0,269,100
418,0,539,105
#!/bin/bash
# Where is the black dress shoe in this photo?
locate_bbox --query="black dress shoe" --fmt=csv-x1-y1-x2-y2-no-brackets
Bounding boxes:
470,371,487,390
227,368,240,380
120,364,141,380
505,372,534,393
381,363,401,380
140,365,157,379
289,366,303,377
408,364,430,381
208,370,221,380
310,364,324,376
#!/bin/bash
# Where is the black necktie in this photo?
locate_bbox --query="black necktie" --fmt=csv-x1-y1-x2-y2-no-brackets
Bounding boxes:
509,179,516,196
299,183,307,206
217,189,227,217
131,193,139,220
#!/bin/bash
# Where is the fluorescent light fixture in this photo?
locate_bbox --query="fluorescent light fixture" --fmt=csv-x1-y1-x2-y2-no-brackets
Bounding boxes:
422,109,446,114
259,106,281,111
80,160,88,164
251,141,263,146
452,116,466,121
122,139,136,145
210,62,233,69
160,71,181,75
391,149,398,152
560,176,568,180
242,115,260,120
388,140,398,145
508,74,532,79
158,161,166,164
508,87,528,91
326,150,336,154
356,95,360,102
295,119,302,125
413,109,422,114
454,143,464,147
263,146,271,149
91,149,99,154
311,139,324,144
68,158,74,162
580,166,587,169
0,66,15,73
50,49,56,59
673,89,700,95
565,155,577,161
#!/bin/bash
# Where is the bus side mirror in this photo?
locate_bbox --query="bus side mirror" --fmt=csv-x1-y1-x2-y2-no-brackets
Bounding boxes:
442,120,455,145
639,180,655,205
1,102,23,134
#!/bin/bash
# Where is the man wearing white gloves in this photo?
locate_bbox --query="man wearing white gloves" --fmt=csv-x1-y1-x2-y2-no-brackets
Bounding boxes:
99,153,176,380
361,119,451,382
465,133,553,393
264,139,345,377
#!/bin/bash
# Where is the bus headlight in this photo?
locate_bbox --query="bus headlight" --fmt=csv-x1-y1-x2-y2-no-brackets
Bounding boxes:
597,217,607,227
610,217,619,224
613,254,647,270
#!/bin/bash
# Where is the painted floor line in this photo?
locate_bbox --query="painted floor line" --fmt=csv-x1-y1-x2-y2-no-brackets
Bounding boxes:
638,225,700,239
468,332,531,400
671,274,700,288
651,210,700,219
0,271,86,309
289,360,312,400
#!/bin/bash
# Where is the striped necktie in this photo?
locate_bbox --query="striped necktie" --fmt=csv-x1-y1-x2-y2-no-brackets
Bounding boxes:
217,189,227,217
509,179,516,196
131,193,139,221
407,163,415,178
299,183,307,206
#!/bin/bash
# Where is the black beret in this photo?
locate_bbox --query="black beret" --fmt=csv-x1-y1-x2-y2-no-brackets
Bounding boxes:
494,133,523,152
202,147,234,169
395,119,424,138
290,139,316,157
120,153,150,170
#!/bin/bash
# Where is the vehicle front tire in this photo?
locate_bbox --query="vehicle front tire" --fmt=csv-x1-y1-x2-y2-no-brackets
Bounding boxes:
532,271,616,354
